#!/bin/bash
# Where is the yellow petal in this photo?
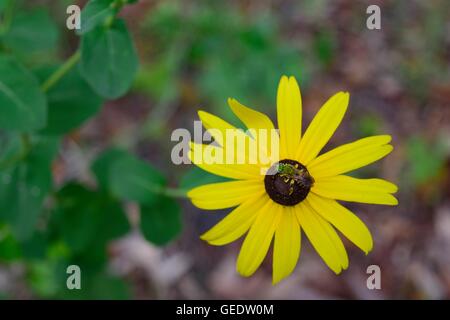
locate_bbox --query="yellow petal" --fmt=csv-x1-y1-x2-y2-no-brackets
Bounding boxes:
228,98,279,161
317,213,349,271
188,180,264,210
295,202,348,274
272,207,301,285
201,195,270,246
198,110,236,140
197,111,261,167
296,92,349,165
307,193,373,254
189,142,262,180
237,201,282,277
308,135,393,178
277,75,302,159
228,98,275,132
198,110,248,146
312,175,398,205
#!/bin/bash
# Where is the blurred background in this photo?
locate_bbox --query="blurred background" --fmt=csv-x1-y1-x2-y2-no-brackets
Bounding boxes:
0,0,449,299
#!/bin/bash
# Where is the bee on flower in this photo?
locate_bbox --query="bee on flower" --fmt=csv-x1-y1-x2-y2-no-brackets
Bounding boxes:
187,75,398,284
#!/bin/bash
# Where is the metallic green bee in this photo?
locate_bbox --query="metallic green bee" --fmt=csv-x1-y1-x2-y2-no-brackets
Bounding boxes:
277,162,315,195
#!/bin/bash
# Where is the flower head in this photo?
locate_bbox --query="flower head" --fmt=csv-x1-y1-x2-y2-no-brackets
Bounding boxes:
188,75,398,284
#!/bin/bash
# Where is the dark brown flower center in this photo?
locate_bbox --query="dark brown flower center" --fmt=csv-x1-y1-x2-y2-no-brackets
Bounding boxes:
264,159,314,206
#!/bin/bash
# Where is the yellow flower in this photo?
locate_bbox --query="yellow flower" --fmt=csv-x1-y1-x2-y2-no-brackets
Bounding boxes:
187,75,398,284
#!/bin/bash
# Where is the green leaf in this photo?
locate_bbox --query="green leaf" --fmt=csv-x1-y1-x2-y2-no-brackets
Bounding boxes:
0,55,47,131
313,30,336,67
0,0,8,12
0,236,22,261
19,230,49,260
79,19,139,99
407,136,447,185
91,148,129,190
0,137,59,240
110,155,166,205
78,0,116,35
60,271,130,299
2,9,59,54
0,226,22,261
140,196,181,245
88,273,130,299
53,184,99,253
83,196,130,267
0,132,22,168
27,261,60,297
53,183,130,255
35,67,103,135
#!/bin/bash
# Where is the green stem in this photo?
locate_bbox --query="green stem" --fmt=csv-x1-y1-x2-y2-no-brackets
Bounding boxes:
105,0,127,27
112,0,128,10
41,51,81,92
160,187,188,199
104,14,116,28
41,0,126,92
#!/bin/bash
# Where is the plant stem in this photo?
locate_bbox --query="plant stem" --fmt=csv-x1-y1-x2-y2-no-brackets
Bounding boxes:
41,51,81,92
160,187,188,199
105,0,127,27
40,0,127,92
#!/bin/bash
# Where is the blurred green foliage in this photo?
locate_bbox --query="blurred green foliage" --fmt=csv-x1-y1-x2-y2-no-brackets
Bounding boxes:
0,55,47,131
34,66,102,135
0,0,180,299
136,0,308,125
396,1,450,101
406,136,447,187
3,9,59,55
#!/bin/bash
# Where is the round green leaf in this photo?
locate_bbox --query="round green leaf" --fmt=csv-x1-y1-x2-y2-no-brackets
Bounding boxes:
35,67,103,135
53,183,130,254
2,9,59,54
0,55,47,131
19,230,48,260
0,133,22,168
0,137,59,240
109,155,166,205
53,184,101,253
0,227,22,261
140,196,182,246
79,19,139,99
91,148,129,190
77,0,116,35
